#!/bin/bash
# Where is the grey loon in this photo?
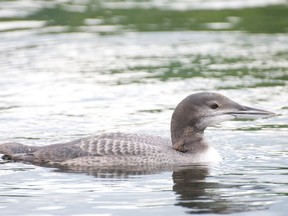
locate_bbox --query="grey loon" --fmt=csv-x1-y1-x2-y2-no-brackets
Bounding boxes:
0,92,275,168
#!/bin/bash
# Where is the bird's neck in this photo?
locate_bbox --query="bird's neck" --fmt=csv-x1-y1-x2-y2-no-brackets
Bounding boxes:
171,121,208,153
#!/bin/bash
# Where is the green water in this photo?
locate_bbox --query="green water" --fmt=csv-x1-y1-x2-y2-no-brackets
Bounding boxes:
7,1,288,33
0,0,287,215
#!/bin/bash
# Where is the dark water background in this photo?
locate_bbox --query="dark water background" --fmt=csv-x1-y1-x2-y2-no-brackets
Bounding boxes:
0,0,287,215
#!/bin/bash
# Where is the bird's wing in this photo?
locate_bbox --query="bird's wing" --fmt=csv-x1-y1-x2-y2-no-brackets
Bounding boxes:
79,136,164,156
30,133,169,163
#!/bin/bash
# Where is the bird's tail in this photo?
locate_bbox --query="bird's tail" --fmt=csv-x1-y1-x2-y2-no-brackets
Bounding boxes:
0,142,39,161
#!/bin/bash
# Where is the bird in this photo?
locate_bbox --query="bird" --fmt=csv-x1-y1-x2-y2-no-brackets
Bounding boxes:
0,92,275,169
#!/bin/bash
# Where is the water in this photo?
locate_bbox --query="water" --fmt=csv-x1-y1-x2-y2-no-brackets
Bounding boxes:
0,0,288,215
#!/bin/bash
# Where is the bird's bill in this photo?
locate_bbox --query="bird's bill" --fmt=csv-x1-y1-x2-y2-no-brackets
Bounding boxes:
227,105,276,119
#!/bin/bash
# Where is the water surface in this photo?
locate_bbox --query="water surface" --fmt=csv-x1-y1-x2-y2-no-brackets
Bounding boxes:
0,0,287,215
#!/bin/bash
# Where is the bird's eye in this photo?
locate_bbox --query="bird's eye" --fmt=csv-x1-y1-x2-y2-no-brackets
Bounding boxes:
210,103,219,109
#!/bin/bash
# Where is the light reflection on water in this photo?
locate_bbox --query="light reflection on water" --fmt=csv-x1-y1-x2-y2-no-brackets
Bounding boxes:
1,143,287,216
0,0,288,215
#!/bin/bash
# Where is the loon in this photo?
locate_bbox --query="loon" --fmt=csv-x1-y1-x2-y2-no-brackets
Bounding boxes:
0,92,275,168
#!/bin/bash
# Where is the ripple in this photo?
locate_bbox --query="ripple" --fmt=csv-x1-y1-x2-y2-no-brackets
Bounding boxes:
0,0,287,215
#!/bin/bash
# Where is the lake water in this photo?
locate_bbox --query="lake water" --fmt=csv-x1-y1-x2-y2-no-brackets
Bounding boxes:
0,0,287,215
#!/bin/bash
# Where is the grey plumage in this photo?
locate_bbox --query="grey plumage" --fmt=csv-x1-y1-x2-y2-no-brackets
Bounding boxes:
0,92,275,169
1,133,183,167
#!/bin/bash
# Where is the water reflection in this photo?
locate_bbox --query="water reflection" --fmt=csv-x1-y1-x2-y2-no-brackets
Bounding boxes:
54,164,275,214
55,164,177,178
0,0,287,215
1,0,288,34
172,166,263,214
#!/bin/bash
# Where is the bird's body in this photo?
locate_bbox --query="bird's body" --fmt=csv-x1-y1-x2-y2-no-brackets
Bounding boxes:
0,92,275,168
0,133,221,167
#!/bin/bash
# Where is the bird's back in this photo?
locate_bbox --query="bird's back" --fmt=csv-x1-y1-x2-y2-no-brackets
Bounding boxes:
0,133,176,167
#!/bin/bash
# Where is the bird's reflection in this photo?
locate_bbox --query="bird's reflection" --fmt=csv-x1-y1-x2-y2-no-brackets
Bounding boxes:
172,165,232,214
53,164,266,214
172,166,264,214
55,164,177,178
